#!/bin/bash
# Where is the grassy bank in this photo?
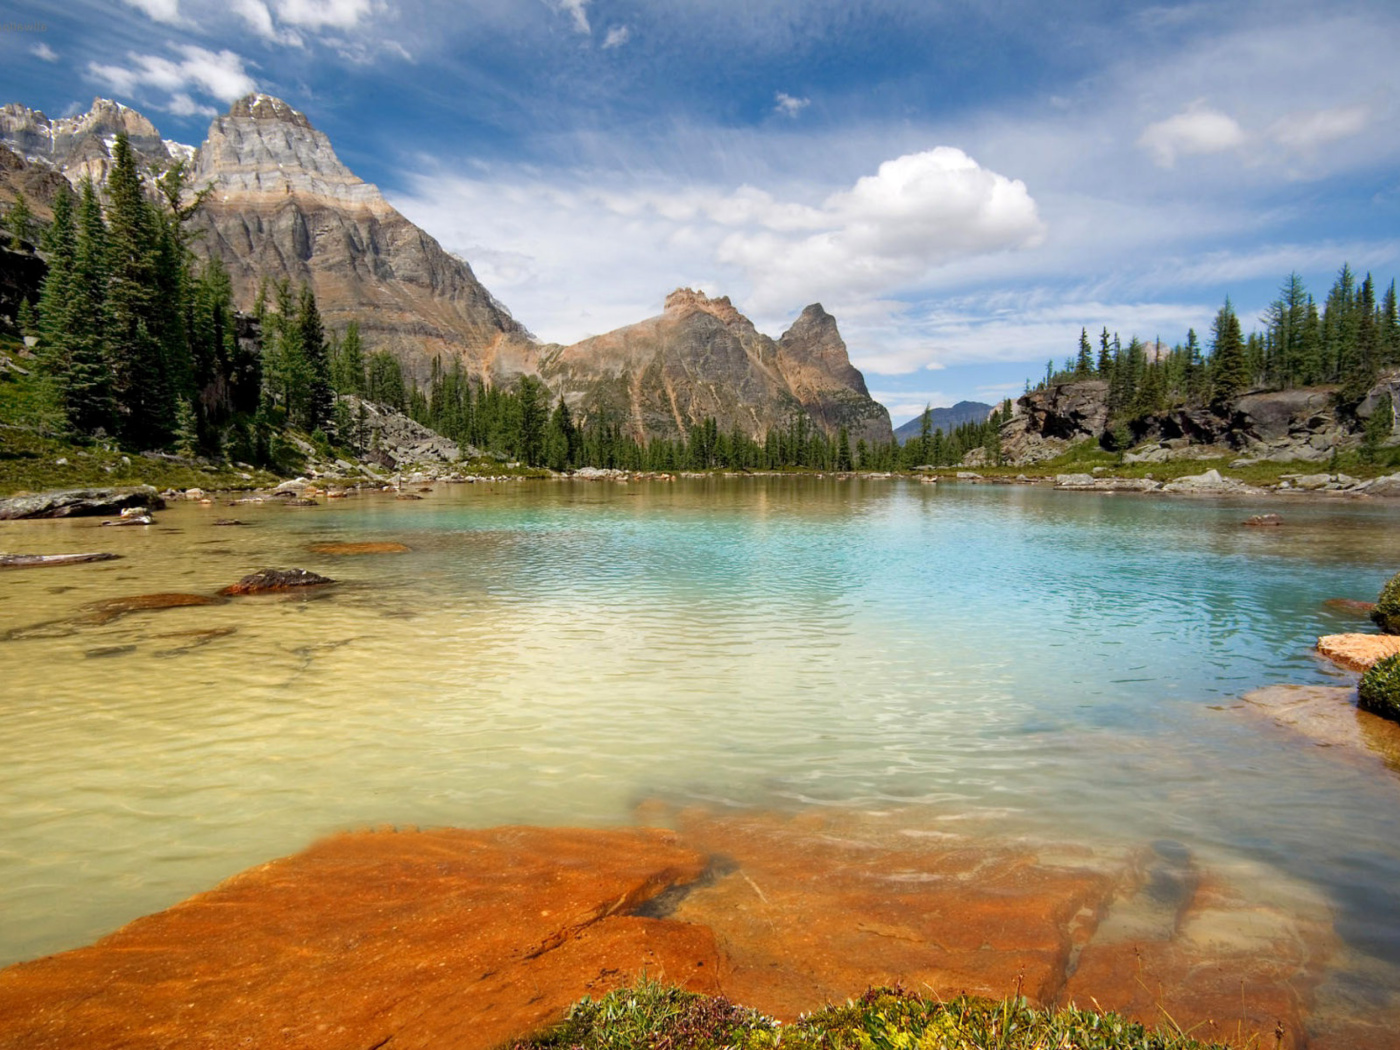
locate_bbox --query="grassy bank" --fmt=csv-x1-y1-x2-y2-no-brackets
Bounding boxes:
516,982,1232,1050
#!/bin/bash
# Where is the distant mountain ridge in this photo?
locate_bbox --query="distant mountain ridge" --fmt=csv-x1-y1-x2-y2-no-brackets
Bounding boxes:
893,401,994,443
0,94,890,445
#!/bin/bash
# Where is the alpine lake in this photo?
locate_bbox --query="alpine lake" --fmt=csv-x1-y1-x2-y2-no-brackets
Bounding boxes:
3,476,1400,1042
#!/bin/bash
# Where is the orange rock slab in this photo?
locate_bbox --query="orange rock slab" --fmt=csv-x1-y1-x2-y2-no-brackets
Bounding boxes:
663,808,1120,1019
0,826,714,1050
1316,633,1400,672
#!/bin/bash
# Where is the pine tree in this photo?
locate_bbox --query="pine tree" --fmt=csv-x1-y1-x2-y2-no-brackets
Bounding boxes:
333,320,366,394
1075,328,1093,377
1096,327,1112,377
297,284,335,432
106,133,175,447
66,179,117,435
1209,298,1249,409
1340,274,1379,409
4,190,33,250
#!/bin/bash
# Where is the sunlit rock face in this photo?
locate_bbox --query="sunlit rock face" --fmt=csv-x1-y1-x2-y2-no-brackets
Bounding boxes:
185,94,531,385
545,289,893,444
0,98,174,187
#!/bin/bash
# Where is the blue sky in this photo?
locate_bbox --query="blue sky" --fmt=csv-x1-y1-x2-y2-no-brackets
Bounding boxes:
3,0,1399,424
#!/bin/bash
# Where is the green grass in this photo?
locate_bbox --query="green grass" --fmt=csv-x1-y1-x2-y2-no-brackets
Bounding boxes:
513,981,1232,1050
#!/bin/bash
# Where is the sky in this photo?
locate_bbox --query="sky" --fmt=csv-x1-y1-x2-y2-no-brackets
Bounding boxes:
3,0,1399,425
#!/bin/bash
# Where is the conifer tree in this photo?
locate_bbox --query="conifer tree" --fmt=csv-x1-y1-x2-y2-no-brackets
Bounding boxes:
1075,328,1093,377
1096,327,1112,378
106,133,176,447
1209,298,1249,409
297,284,335,432
4,190,33,250
332,320,366,395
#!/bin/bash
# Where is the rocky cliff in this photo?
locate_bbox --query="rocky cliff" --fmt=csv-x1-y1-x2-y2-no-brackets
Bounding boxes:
1,95,890,445
996,370,1400,466
542,289,892,443
185,95,531,383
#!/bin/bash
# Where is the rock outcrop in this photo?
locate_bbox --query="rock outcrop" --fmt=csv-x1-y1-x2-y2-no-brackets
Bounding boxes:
543,290,892,444
999,379,1110,463
0,486,164,520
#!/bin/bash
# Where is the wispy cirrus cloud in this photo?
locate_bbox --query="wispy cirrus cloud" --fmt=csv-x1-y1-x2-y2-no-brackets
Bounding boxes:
88,44,258,112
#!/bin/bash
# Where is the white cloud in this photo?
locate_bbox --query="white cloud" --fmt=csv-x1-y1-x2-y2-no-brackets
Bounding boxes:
120,0,181,24
717,147,1044,310
229,0,304,44
552,0,591,35
601,25,630,49
88,45,258,107
165,92,218,117
274,0,374,30
774,92,809,118
1269,105,1369,154
30,43,58,62
1138,101,1245,167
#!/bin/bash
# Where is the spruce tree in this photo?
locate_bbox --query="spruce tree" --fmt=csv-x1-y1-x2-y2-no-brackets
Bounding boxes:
1096,327,1112,377
297,284,335,432
1075,328,1093,377
66,179,117,435
5,190,33,250
333,320,366,394
1341,274,1379,409
1209,298,1249,410
106,133,175,447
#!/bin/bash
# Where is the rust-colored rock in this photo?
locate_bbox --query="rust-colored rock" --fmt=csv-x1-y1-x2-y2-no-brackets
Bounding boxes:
80,592,226,625
221,568,335,595
1324,598,1378,618
0,826,713,1050
661,808,1120,1019
1317,633,1400,672
1064,868,1333,1049
308,542,411,555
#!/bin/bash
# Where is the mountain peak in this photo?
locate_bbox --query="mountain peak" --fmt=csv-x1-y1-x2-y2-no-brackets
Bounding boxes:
663,287,748,328
226,94,312,129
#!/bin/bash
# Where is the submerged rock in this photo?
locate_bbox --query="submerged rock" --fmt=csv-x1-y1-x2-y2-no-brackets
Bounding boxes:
307,542,410,555
81,593,227,626
0,486,164,520
1324,598,1378,618
0,826,712,1050
220,568,335,595
0,552,120,569
1243,513,1283,527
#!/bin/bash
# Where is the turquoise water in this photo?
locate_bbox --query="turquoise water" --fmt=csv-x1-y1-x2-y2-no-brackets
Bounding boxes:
2,477,1399,993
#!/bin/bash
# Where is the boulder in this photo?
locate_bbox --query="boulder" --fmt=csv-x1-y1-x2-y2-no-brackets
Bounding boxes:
0,486,164,520
1243,514,1283,527
1316,633,1400,672
1359,655,1400,722
1367,472,1400,498
220,568,335,596
1160,469,1254,494
1374,572,1400,634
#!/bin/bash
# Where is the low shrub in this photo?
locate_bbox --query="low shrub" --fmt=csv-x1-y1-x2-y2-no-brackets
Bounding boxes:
1359,653,1400,722
1372,571,1400,635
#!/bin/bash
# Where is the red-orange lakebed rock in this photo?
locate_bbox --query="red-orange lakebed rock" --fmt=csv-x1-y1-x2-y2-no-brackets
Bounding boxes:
307,541,410,555
0,826,715,1050
220,568,335,595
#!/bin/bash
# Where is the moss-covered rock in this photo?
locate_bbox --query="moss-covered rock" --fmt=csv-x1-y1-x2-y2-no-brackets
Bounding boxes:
1373,571,1400,635
1359,653,1400,722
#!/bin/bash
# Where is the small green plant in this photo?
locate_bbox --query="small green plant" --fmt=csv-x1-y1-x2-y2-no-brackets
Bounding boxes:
1359,653,1400,722
1373,571,1400,635
514,982,1230,1050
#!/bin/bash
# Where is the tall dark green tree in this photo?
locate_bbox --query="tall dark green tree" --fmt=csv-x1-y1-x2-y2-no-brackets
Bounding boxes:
4,190,33,250
1209,298,1249,409
332,320,366,395
297,284,335,432
1075,328,1093,377
105,133,177,447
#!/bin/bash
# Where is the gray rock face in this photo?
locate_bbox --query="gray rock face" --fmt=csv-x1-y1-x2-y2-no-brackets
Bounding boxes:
0,486,164,520
0,98,178,186
339,395,463,465
999,380,1108,464
1358,369,1400,439
775,304,892,445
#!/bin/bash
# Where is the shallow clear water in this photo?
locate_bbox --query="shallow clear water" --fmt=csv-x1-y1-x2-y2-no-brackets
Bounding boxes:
2,478,1399,991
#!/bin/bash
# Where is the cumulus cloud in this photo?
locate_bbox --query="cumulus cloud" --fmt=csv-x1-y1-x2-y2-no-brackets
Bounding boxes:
1269,105,1369,154
552,0,591,35
121,0,182,24
88,45,258,107
774,92,809,118
1138,101,1245,167
30,43,59,62
716,147,1044,310
601,25,630,49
